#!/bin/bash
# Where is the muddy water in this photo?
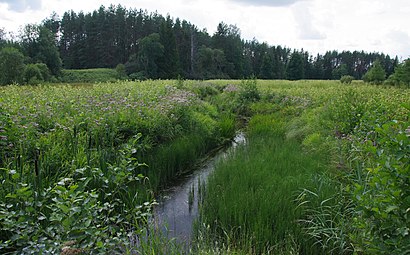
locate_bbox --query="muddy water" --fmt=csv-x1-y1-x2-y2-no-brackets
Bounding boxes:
153,132,246,244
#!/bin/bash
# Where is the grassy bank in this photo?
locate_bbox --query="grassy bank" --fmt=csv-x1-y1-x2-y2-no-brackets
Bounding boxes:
0,80,236,253
199,80,410,254
200,109,337,254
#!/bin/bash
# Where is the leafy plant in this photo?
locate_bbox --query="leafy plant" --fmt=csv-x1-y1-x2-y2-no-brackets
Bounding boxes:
340,75,354,84
352,115,410,253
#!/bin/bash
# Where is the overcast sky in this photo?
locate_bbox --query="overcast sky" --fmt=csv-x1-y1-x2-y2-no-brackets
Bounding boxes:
1,0,409,59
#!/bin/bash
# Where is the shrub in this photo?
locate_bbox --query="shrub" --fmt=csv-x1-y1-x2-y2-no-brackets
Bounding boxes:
352,116,410,253
60,68,119,83
0,47,25,85
129,71,146,81
115,64,128,80
239,77,260,103
363,60,386,84
340,75,354,84
24,64,44,84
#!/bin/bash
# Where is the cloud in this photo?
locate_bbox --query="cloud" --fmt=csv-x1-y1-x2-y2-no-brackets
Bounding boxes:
0,0,42,12
386,30,410,59
292,1,325,40
230,0,307,7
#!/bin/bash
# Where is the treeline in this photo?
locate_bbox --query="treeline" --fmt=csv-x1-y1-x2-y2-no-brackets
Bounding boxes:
50,5,400,80
0,4,407,83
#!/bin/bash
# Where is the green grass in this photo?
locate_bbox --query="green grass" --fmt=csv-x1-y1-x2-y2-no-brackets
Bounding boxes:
0,80,236,253
60,68,120,83
201,111,337,254
0,79,408,254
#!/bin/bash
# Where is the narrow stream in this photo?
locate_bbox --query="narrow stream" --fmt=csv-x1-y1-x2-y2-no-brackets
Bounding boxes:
153,132,246,244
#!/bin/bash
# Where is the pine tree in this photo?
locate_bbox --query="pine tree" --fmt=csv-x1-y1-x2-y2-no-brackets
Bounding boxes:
287,51,304,80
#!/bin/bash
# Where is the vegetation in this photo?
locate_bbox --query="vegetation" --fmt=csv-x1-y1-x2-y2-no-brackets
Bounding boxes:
386,59,410,87
60,68,120,83
0,47,25,85
0,79,409,254
340,75,354,84
199,80,410,254
0,5,402,85
0,80,235,253
363,60,386,84
0,4,409,255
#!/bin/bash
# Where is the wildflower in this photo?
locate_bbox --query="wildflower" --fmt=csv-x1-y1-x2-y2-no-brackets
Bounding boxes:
223,84,239,93
0,135,7,141
406,126,410,137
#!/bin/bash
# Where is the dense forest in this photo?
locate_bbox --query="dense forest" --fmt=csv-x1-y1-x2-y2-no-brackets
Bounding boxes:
0,4,403,81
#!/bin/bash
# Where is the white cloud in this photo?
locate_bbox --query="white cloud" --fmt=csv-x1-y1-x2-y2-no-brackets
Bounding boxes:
386,30,410,60
292,1,325,40
0,0,42,12
230,0,307,7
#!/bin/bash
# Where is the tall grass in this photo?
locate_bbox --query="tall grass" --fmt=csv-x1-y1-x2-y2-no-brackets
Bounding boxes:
200,110,338,254
199,80,410,254
0,80,236,253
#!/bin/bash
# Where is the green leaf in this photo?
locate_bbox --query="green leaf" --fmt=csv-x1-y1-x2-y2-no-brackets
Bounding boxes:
96,241,104,248
385,205,398,213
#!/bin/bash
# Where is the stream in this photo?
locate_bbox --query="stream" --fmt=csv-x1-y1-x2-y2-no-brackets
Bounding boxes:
153,132,246,245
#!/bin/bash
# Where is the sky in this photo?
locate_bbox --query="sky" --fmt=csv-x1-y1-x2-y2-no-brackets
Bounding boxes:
0,0,409,59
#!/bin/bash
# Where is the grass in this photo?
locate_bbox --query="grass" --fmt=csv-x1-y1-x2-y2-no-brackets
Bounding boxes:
198,80,410,254
0,79,408,254
0,80,236,253
200,110,337,254
60,68,120,83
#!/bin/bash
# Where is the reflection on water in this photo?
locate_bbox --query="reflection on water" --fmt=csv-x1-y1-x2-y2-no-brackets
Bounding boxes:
153,132,246,244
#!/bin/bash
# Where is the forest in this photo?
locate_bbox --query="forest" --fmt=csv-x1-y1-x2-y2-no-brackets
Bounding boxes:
0,4,402,83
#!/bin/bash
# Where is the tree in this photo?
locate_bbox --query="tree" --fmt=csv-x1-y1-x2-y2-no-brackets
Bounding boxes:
158,16,180,78
259,53,274,79
36,26,62,75
196,46,227,79
135,33,164,78
287,51,304,80
332,64,349,79
363,60,386,84
213,22,243,78
20,24,62,76
386,59,410,87
0,47,25,85
394,59,410,85
115,64,127,80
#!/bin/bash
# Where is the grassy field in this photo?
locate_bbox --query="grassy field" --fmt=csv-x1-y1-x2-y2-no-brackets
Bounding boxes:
199,80,409,254
0,80,235,253
0,79,409,254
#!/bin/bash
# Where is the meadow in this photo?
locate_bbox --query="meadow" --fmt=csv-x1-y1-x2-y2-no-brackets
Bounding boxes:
199,80,409,254
0,79,409,254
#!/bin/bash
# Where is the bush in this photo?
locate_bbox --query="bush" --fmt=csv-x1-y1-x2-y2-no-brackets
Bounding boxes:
129,71,147,81
239,77,260,103
363,60,386,84
115,64,128,80
352,116,410,253
36,63,51,81
385,59,410,87
340,75,354,84
60,68,118,83
24,64,44,84
0,47,25,85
